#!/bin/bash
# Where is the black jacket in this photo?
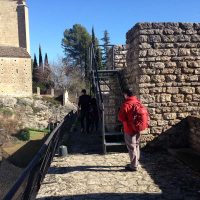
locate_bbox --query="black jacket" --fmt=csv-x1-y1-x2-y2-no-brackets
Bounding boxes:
78,94,91,110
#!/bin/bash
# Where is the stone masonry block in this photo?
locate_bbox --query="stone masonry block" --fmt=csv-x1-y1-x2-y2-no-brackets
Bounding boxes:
139,75,151,83
163,113,177,120
166,87,179,94
187,61,200,68
172,94,185,103
151,75,165,83
148,35,161,43
179,87,195,94
166,75,177,82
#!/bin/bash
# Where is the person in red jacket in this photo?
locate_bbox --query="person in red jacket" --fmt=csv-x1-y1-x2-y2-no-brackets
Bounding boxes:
118,88,143,171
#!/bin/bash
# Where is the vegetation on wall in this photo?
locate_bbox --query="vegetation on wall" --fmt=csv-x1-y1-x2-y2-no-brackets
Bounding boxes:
32,46,54,94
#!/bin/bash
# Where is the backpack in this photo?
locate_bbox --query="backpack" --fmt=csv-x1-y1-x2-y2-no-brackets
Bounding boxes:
131,101,149,132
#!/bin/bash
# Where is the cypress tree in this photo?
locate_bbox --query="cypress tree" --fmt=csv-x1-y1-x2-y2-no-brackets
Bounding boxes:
44,53,49,66
92,27,96,47
91,27,102,69
39,45,43,69
33,54,38,69
32,54,39,83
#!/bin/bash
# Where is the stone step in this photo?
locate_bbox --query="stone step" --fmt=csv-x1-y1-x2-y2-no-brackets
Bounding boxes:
105,132,123,136
104,142,125,146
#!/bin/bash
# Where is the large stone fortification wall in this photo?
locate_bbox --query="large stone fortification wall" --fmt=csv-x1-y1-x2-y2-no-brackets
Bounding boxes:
107,45,127,69
0,0,30,52
0,53,32,97
0,0,19,47
125,22,200,142
0,0,32,97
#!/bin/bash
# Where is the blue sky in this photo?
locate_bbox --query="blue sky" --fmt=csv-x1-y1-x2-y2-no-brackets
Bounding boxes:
27,0,200,62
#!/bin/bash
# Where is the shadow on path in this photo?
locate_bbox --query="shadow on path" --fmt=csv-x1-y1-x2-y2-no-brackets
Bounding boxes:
66,123,102,154
140,151,200,200
39,121,200,200
37,193,163,200
48,165,126,174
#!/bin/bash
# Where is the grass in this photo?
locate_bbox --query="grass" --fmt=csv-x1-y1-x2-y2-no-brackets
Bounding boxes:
0,108,14,117
28,128,50,133
42,96,61,106
3,130,46,154
2,130,49,167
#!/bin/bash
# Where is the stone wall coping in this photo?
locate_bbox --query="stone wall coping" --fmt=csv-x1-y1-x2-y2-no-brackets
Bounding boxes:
0,46,30,58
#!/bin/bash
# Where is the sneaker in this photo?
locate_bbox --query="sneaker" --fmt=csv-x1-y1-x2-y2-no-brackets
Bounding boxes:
125,165,138,172
126,163,141,169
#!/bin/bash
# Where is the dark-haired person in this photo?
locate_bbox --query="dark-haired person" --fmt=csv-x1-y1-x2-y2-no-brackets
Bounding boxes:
78,89,91,133
89,97,99,133
118,88,148,171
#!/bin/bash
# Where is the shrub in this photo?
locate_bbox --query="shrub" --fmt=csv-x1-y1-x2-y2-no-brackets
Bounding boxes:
0,108,14,117
42,96,61,106
17,128,30,141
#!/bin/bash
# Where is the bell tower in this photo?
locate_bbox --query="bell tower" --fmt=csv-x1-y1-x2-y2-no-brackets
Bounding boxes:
0,0,32,97
0,0,30,53
17,0,30,53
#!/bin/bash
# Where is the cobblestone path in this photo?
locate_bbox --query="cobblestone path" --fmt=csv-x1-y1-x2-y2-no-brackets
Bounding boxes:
37,130,200,200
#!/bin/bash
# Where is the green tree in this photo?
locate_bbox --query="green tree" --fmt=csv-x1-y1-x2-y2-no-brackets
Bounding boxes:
39,45,43,69
33,54,38,69
101,30,110,67
62,24,92,71
92,27,96,47
44,53,49,66
32,54,39,82
91,27,102,69
32,50,54,93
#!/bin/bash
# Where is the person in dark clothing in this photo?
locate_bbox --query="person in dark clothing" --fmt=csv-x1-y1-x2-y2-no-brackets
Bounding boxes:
78,89,91,133
89,97,99,133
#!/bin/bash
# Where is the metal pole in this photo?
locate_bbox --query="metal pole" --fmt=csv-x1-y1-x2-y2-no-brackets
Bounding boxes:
102,104,106,154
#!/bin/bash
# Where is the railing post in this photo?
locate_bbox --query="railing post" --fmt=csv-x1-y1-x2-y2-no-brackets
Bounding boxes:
22,165,39,200
102,104,106,154
3,112,75,200
112,46,115,70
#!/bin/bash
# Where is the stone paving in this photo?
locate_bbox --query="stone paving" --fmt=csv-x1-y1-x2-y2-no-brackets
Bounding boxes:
37,129,200,200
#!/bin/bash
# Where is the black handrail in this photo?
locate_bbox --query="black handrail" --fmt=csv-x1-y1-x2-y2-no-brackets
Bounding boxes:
89,43,106,152
3,111,76,200
89,43,124,153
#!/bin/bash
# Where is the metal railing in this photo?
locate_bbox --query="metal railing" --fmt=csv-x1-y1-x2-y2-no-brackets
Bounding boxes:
88,44,125,153
3,111,76,200
89,44,106,153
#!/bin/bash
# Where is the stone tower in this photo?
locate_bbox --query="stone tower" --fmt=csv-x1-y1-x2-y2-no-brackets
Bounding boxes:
0,0,32,97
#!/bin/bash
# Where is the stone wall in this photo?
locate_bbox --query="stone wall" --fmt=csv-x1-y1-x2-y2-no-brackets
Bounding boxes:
17,1,31,53
0,0,30,52
0,0,32,97
107,45,127,70
125,22,200,141
0,0,19,47
0,52,32,97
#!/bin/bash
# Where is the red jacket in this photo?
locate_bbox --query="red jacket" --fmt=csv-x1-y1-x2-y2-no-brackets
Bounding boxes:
118,96,139,136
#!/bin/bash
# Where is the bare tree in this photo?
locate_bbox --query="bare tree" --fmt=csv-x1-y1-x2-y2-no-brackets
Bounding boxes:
50,57,86,96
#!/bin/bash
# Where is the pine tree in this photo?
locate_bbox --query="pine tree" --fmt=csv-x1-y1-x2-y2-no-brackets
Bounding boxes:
62,24,92,70
91,27,102,69
101,30,110,67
